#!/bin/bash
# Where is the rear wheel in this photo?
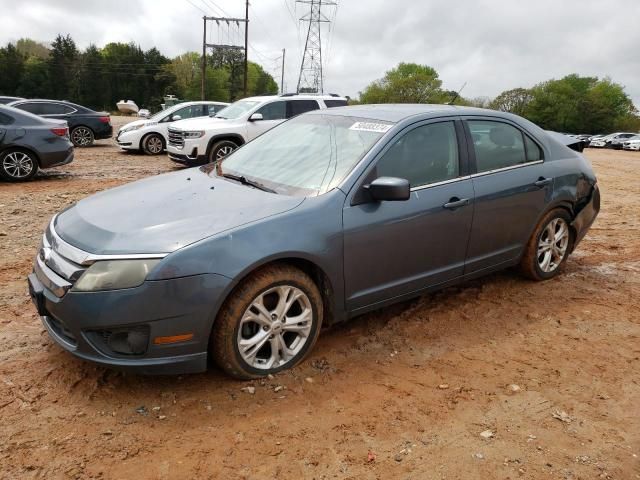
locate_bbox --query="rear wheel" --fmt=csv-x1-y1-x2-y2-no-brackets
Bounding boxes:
70,126,95,147
142,133,164,155
207,139,238,163
211,264,323,379
0,149,38,182
520,209,573,281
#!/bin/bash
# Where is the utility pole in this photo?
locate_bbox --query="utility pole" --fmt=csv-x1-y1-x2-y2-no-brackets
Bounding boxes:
201,16,207,100
296,0,336,94
243,0,249,97
281,48,286,94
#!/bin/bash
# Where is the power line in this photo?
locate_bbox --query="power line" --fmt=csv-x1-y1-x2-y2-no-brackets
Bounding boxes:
185,0,208,15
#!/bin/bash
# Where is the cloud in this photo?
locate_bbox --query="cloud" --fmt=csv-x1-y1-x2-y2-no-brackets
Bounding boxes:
1,0,638,106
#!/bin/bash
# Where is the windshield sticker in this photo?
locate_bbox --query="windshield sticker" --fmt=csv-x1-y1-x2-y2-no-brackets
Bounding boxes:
349,122,393,133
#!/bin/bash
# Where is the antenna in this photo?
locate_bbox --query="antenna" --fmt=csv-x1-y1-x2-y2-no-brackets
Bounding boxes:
296,0,337,94
447,82,467,105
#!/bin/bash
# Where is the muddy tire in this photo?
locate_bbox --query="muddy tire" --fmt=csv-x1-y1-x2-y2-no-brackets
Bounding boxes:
141,133,164,155
520,208,573,281
211,264,323,379
207,140,238,163
0,148,38,182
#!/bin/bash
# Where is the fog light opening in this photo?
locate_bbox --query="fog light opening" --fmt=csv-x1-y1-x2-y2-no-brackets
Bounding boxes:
107,329,149,355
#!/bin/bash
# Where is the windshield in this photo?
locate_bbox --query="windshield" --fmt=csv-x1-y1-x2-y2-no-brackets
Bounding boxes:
215,100,260,119
212,114,393,196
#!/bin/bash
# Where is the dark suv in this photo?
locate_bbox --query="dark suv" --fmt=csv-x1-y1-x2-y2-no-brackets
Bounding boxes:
7,99,113,147
0,105,73,181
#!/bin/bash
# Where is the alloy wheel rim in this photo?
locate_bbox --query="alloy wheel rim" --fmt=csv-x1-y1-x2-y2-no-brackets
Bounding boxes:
3,152,34,178
147,136,163,154
537,218,569,273
216,145,234,159
237,285,313,370
72,127,92,146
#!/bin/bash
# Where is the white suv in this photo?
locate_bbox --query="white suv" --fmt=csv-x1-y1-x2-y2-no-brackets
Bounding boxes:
166,94,348,165
116,101,228,155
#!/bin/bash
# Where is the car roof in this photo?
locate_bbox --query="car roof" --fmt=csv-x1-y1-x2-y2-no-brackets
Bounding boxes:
240,94,348,103
8,98,92,111
306,104,507,122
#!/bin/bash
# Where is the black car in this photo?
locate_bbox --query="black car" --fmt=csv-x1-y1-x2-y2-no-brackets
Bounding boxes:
0,105,74,182
7,99,113,147
0,96,23,105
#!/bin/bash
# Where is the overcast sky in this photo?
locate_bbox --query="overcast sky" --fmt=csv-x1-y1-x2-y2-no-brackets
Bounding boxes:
1,0,638,106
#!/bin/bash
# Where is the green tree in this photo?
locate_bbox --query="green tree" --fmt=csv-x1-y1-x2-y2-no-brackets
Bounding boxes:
359,63,448,104
48,34,79,100
0,43,24,95
15,38,49,60
17,56,48,98
489,88,534,117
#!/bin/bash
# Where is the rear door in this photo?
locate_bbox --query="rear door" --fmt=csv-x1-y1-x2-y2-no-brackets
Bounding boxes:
343,119,474,311
463,118,550,274
246,100,287,141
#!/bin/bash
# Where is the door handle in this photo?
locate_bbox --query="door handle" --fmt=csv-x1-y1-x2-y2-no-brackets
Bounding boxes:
443,197,470,210
534,177,552,188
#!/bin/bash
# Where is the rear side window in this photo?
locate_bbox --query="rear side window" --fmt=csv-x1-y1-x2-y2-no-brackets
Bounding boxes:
287,100,320,118
468,120,533,172
257,101,287,120
324,99,348,108
0,112,14,125
376,121,460,188
524,135,543,161
15,102,43,114
40,103,74,115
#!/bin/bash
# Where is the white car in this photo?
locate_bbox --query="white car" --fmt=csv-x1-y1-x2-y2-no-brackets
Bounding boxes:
166,94,348,165
622,136,640,151
116,101,229,155
589,132,637,148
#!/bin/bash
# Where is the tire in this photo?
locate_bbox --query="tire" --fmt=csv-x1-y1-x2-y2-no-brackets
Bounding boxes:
70,126,95,147
141,133,164,155
520,208,573,281
211,264,323,379
0,148,38,182
207,139,238,163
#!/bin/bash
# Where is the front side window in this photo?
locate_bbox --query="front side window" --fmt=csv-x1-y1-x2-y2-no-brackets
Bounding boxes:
215,114,391,196
256,101,286,120
376,121,460,188
468,120,534,172
207,104,224,116
287,100,320,118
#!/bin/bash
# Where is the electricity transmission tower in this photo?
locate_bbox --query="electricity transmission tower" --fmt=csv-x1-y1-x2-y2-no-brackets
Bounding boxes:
296,0,336,94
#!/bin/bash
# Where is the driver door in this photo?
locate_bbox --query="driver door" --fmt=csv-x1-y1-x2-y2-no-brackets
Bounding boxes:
342,120,474,311
246,101,287,141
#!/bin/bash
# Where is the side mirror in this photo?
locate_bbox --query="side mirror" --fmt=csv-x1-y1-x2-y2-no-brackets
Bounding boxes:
171,114,182,121
249,113,264,122
365,177,410,202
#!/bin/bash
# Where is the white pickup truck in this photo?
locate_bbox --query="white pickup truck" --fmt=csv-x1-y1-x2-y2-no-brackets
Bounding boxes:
166,94,348,165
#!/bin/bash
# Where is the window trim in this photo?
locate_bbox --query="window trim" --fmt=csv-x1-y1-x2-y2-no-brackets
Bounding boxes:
462,117,546,175
32,101,78,116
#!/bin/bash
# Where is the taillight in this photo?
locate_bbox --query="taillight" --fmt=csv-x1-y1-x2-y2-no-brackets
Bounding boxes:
99,116,111,124
51,127,68,137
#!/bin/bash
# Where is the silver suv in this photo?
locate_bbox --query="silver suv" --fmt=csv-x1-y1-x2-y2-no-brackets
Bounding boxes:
166,94,348,165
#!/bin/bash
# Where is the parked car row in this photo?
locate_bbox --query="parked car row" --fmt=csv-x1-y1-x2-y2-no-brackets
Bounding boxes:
587,132,640,149
29,103,600,378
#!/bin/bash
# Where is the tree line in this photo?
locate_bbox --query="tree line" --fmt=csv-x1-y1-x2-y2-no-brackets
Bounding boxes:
358,63,640,134
0,35,278,112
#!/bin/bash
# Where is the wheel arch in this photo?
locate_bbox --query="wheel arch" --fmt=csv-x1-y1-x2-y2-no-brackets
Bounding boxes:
0,145,42,166
205,134,245,157
139,131,166,150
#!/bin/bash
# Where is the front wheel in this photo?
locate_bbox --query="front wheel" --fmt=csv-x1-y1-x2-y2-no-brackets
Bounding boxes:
211,265,323,379
70,126,95,147
142,133,164,155
207,140,238,163
520,209,573,281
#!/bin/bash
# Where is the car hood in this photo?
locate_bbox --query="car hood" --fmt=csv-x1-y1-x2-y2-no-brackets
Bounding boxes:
120,119,150,130
171,116,231,131
54,168,304,255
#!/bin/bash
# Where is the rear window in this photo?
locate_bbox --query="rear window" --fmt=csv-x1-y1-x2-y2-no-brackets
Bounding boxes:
324,99,348,108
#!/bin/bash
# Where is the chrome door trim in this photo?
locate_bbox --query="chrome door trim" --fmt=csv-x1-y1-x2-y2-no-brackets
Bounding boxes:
470,160,544,179
410,175,472,192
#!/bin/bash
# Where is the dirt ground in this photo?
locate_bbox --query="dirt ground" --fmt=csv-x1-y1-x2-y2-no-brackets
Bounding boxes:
0,117,638,480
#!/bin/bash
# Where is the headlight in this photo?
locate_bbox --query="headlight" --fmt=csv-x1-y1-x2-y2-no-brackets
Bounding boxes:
183,131,205,138
121,124,146,133
73,259,161,292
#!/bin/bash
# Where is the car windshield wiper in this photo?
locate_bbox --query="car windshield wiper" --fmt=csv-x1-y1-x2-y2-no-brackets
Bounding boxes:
219,173,277,194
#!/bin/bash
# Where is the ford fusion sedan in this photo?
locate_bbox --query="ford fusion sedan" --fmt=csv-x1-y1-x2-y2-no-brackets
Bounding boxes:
28,105,600,379
116,101,228,155
1,105,73,182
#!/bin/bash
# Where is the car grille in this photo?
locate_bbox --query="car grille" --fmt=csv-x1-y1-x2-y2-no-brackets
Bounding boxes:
168,128,184,148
